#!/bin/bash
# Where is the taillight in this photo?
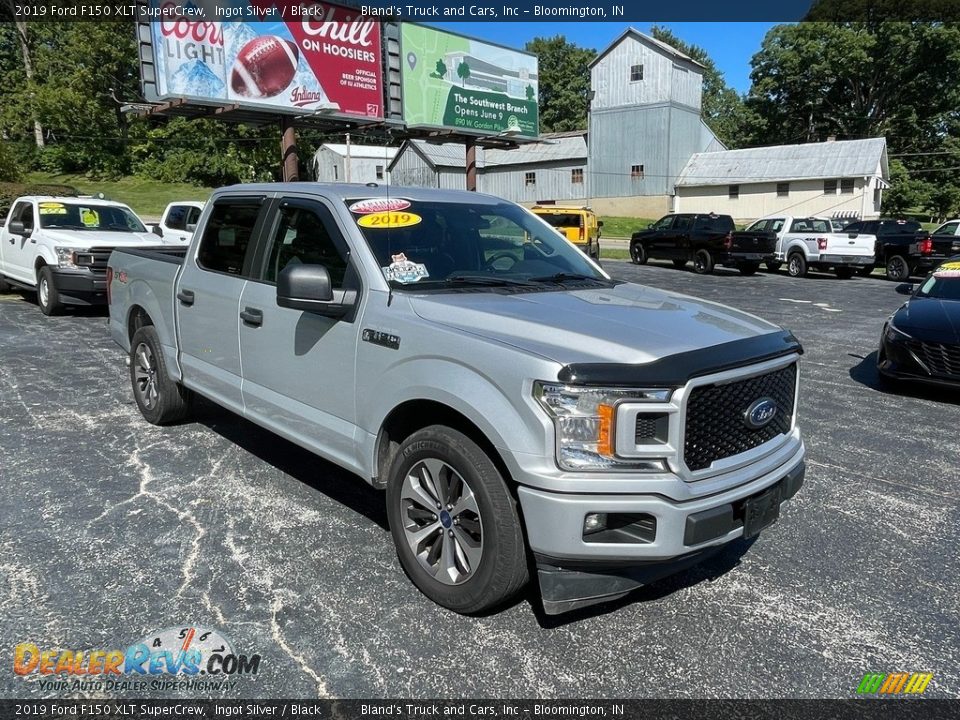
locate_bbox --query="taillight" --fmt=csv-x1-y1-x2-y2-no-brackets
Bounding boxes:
724,232,733,250
918,237,933,254
106,266,113,305
817,238,828,250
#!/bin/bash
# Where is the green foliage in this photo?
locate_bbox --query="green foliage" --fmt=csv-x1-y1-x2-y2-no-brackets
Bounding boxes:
524,36,596,133
883,160,928,217
650,26,755,148
0,142,20,182
434,59,447,78
457,60,471,85
0,181,77,219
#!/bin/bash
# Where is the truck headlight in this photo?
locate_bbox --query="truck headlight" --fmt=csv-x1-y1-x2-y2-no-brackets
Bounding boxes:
534,382,671,471
55,247,77,268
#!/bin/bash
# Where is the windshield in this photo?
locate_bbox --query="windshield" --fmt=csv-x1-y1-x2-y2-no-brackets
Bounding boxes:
880,220,922,234
38,202,146,232
349,198,608,289
789,218,832,233
917,265,960,300
536,212,582,229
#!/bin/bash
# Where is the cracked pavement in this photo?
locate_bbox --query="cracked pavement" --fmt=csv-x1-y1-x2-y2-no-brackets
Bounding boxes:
0,261,958,699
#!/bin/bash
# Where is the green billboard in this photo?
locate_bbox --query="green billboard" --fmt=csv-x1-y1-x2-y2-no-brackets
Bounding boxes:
400,25,539,138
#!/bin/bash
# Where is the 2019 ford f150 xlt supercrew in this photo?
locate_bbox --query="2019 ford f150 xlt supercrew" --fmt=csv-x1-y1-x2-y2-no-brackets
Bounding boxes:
107,184,806,615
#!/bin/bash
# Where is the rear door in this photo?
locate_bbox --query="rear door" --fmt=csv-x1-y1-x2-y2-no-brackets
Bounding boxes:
175,195,268,413
238,196,364,467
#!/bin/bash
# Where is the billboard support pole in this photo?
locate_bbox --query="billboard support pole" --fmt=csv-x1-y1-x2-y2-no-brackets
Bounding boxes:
465,137,477,192
280,116,299,182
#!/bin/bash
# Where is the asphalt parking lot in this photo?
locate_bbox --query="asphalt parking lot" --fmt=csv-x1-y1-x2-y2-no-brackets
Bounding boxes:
1,259,958,700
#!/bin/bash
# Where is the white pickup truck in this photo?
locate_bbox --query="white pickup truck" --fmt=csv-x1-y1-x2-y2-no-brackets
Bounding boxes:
147,201,205,244
0,196,156,315
743,215,876,278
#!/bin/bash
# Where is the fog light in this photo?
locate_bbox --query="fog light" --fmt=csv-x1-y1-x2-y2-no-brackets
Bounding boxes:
583,513,607,535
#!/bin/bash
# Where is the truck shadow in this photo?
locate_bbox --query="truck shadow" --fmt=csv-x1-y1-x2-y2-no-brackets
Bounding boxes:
193,398,389,531
849,351,960,406
526,537,757,628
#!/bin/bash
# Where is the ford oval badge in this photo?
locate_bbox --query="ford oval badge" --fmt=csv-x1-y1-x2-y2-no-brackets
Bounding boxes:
744,397,778,429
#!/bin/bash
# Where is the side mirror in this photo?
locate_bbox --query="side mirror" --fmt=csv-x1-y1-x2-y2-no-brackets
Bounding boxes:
848,232,859,238
9,220,28,236
597,220,604,228
277,263,355,318
895,283,914,296
646,223,654,229
151,225,163,237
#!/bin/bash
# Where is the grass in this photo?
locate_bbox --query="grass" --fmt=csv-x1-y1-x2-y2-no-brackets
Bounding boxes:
601,247,631,260
25,172,213,218
599,216,656,238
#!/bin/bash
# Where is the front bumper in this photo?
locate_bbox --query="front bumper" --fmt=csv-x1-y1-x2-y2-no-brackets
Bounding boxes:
878,331,960,387
50,268,108,305
518,444,805,614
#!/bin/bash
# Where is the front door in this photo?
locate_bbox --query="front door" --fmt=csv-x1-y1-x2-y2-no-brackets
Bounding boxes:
3,202,37,283
238,197,363,469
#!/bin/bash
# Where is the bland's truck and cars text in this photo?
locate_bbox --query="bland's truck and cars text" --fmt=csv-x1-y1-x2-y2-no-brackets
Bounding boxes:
107,185,805,614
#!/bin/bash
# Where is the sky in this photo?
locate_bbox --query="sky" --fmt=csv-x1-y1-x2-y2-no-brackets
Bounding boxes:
429,22,778,94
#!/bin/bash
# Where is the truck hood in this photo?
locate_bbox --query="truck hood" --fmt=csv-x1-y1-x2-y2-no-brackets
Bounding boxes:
408,282,781,366
39,229,157,248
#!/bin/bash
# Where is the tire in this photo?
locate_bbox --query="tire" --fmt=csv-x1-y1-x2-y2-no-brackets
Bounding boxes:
765,262,782,273
129,325,193,425
739,262,760,276
672,259,687,269
693,249,714,274
386,425,528,615
835,267,855,279
857,265,875,277
630,242,647,265
787,253,808,278
885,255,911,282
37,265,62,316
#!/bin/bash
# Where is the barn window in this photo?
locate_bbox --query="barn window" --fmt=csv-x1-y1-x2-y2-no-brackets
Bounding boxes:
777,182,790,197
631,164,644,179
333,165,338,180
840,178,855,194
630,64,644,82
525,172,536,186
571,168,584,184
376,165,384,180
729,185,740,199
824,179,838,194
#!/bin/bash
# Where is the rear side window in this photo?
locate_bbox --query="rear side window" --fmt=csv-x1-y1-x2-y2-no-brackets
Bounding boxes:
197,200,262,276
696,215,734,232
935,221,960,236
879,220,922,234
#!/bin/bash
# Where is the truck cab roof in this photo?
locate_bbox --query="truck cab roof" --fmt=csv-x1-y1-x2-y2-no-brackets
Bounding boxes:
212,182,510,207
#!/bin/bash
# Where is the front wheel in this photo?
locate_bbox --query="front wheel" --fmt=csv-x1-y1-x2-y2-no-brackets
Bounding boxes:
386,425,528,614
130,326,193,425
37,266,62,316
630,242,647,265
885,255,912,282
835,267,855,279
693,249,714,274
739,262,760,276
787,254,808,278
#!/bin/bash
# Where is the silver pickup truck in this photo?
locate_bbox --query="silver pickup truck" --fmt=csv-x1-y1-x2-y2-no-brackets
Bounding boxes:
107,184,805,615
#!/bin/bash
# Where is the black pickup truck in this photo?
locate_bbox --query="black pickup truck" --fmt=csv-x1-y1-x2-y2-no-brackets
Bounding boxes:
844,218,953,281
630,213,776,275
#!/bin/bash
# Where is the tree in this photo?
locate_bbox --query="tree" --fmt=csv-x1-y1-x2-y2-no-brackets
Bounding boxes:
0,141,20,182
650,26,756,148
882,160,929,217
434,59,447,79
524,36,596,133
525,84,534,101
457,60,471,86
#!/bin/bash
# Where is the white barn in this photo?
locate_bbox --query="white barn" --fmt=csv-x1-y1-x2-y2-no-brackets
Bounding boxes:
673,137,889,222
313,143,398,185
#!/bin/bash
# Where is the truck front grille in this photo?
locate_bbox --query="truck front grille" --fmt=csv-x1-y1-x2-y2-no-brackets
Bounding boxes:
683,364,796,472
906,340,960,378
77,247,113,274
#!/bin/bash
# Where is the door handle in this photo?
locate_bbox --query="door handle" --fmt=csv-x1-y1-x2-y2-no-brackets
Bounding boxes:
177,289,195,306
240,307,263,327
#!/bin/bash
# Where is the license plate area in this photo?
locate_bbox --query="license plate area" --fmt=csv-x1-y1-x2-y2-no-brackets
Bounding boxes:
743,486,781,537
745,253,762,260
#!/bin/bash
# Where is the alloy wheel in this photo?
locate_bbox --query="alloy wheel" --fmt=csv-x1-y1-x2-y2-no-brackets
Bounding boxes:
134,342,159,410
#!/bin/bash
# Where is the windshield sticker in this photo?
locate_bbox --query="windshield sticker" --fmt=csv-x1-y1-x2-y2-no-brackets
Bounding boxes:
382,252,429,284
38,202,67,215
358,211,422,229
935,261,960,277
79,208,100,227
349,198,411,214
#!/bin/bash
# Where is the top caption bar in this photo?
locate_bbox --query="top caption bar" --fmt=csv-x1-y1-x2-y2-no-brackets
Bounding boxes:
5,0,960,22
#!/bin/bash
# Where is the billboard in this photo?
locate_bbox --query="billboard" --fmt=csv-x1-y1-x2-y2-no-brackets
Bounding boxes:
150,0,383,119
400,25,539,137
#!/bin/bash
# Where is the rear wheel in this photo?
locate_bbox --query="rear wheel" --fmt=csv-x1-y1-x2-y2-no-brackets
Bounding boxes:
739,262,760,276
130,326,193,425
765,262,782,273
671,259,687,269
630,242,647,265
693,249,714,274
885,255,911,282
37,266,62,316
787,253,807,278
386,425,528,614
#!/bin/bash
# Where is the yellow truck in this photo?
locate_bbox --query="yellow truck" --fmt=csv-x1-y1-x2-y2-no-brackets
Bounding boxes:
531,204,602,260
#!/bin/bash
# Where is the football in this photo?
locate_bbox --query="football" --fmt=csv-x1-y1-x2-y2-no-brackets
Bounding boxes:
230,36,299,98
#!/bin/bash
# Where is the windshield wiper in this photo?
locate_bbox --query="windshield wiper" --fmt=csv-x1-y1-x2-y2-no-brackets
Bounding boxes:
528,272,607,284
441,274,541,287
44,224,87,230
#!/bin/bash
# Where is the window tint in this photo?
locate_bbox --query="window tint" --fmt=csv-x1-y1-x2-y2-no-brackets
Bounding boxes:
186,206,202,228
878,220,922,234
935,221,959,236
844,222,862,233
11,201,34,231
769,219,785,232
264,203,347,286
197,200,262,276
745,220,767,232
652,216,674,231
673,216,693,231
696,215,735,232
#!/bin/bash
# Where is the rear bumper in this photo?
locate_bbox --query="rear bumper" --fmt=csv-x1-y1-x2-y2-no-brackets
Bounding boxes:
818,254,874,266
717,251,775,266
50,268,108,305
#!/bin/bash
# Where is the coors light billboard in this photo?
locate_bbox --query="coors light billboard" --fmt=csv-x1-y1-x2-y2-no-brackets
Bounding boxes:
150,0,383,119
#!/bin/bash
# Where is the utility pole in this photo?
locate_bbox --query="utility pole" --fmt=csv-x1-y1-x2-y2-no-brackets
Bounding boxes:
280,116,298,182
345,132,351,183
465,137,477,191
